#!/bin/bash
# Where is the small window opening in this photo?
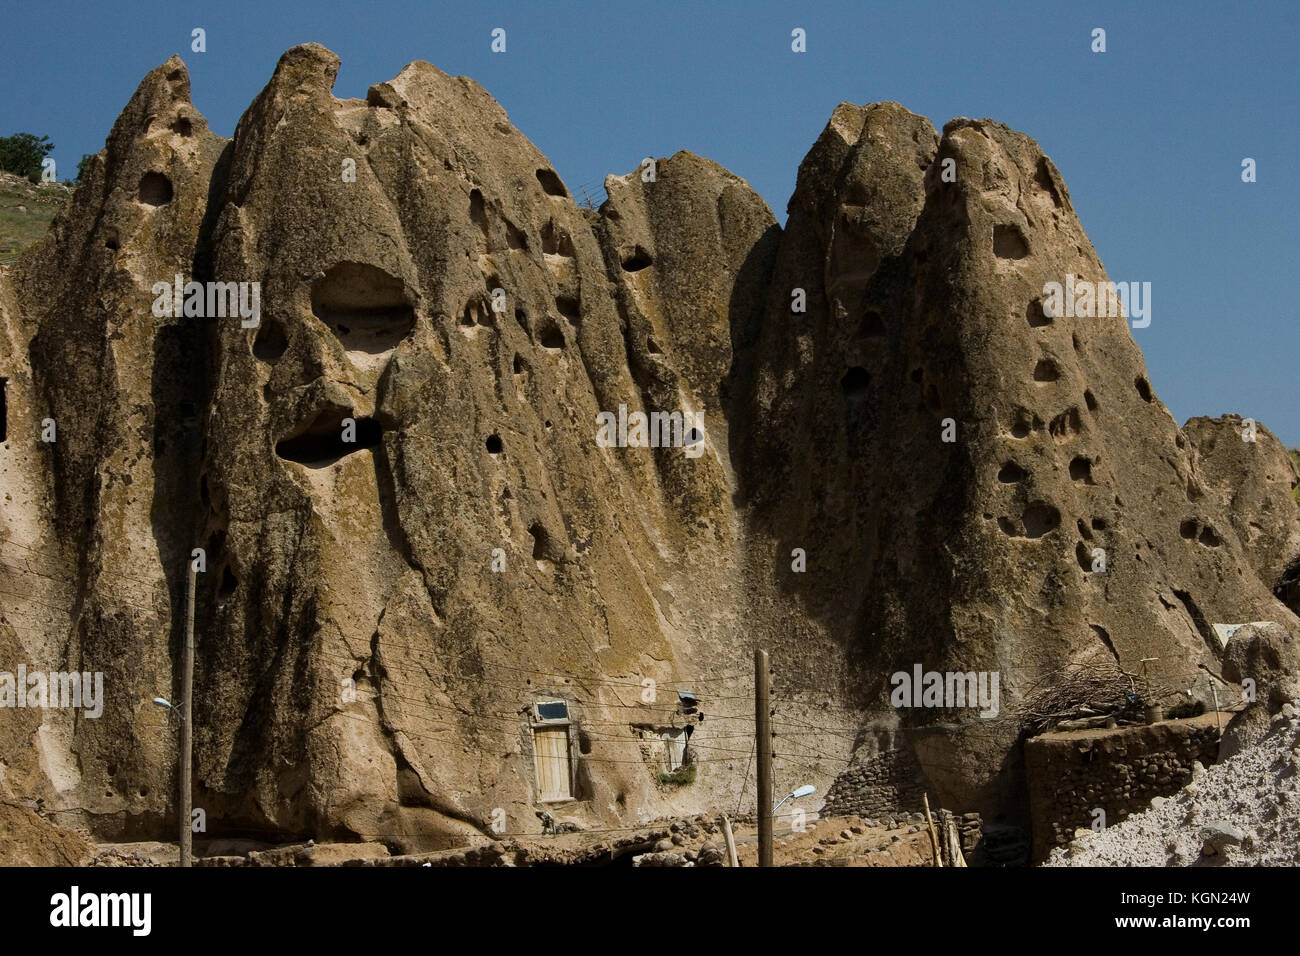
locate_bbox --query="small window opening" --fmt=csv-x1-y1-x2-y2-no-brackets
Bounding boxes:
535,700,569,723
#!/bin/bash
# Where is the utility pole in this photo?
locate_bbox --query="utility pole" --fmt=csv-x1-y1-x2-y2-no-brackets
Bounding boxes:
755,648,773,867
179,557,195,868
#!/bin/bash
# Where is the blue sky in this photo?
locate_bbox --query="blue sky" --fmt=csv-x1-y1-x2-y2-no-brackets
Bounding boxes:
3,0,1296,442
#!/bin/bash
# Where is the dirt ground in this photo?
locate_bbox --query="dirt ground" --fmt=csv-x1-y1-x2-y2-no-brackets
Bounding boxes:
74,813,938,867
731,814,935,867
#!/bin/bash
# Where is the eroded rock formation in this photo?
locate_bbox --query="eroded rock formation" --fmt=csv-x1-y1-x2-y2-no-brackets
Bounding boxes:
1183,414,1300,615
1,45,1295,851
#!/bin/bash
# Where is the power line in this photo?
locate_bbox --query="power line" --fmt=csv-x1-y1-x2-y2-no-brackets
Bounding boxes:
1,533,177,592
319,650,754,716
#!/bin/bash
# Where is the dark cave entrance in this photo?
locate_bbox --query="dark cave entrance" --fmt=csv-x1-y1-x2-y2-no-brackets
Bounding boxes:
275,408,381,467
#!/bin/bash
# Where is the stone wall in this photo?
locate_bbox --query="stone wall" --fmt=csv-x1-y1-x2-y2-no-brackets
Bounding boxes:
821,748,930,819
1024,713,1224,861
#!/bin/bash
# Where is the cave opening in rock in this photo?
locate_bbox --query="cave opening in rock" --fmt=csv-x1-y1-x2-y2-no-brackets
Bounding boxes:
621,246,653,272
486,434,503,455
1026,298,1051,327
840,366,870,398
993,224,1029,260
253,318,288,363
0,376,6,443
1075,541,1094,571
1035,157,1063,207
139,171,173,206
1049,407,1082,441
311,262,415,354
536,168,568,197
275,408,381,468
529,522,550,561
556,296,580,323
1021,501,1060,538
538,320,565,350
541,220,575,257
506,219,528,250
1275,557,1300,614
470,189,489,240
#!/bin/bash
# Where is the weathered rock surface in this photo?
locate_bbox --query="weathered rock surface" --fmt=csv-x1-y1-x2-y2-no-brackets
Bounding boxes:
1217,621,1300,758
731,102,1296,812
1,46,1296,853
0,787,95,866
1183,414,1300,613
1,54,225,837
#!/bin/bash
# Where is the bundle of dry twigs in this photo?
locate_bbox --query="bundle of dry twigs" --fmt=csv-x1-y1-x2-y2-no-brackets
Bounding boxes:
1014,659,1148,734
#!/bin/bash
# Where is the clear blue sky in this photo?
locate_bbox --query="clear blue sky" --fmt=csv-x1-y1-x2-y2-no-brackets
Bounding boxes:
3,1,1296,442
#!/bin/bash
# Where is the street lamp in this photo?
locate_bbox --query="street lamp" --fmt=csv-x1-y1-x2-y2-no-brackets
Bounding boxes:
773,784,815,816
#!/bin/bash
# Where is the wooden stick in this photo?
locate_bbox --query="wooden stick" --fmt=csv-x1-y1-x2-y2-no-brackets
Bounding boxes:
948,818,967,867
721,814,740,868
922,793,942,867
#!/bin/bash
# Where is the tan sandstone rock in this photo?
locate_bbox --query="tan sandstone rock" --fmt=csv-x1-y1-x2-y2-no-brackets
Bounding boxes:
1,48,1295,852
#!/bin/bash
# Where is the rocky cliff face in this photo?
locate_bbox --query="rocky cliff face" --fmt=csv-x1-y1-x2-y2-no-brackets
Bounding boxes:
1,45,1295,850
731,103,1299,811
1182,414,1300,615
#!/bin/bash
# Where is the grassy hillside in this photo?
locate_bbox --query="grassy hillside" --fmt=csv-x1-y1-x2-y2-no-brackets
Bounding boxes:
0,172,70,264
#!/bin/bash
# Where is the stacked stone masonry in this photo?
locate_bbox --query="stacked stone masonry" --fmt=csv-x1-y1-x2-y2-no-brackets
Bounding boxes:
1023,714,1224,861
821,748,930,819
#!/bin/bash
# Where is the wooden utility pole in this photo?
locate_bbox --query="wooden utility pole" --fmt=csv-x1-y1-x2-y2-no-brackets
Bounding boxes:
179,558,195,868
755,648,773,867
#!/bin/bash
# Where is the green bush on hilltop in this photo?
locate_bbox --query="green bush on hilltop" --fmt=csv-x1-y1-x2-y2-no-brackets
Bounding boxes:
0,133,55,182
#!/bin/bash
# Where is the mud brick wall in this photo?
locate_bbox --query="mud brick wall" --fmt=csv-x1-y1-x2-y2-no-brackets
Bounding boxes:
821,748,930,818
1024,714,1223,861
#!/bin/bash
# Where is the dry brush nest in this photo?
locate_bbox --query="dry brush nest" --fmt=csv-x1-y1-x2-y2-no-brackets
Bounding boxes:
1014,659,1149,735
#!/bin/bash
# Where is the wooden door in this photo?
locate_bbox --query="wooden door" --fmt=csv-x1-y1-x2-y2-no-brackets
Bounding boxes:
534,727,571,801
